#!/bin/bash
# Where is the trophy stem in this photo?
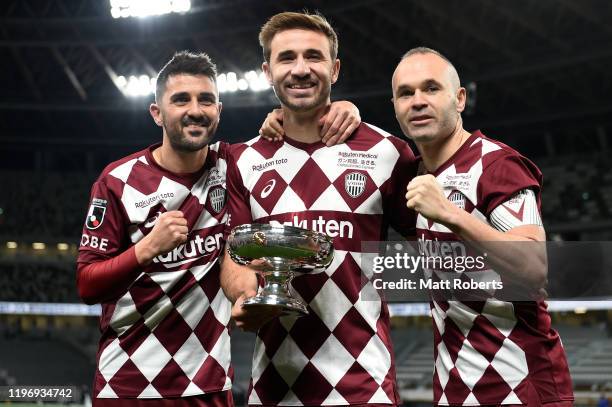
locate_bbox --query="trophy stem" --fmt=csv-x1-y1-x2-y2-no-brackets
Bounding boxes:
242,269,308,316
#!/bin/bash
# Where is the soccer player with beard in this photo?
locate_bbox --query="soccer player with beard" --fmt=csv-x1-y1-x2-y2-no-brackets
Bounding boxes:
392,48,573,406
76,51,359,407
221,12,417,407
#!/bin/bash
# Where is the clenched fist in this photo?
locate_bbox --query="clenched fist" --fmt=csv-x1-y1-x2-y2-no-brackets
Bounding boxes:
135,211,188,264
406,175,457,224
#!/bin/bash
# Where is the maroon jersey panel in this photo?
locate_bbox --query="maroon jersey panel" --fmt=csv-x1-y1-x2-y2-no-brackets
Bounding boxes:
78,142,233,399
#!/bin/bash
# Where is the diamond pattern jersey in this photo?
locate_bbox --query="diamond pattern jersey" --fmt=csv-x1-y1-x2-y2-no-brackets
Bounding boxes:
415,131,573,406
225,123,418,406
77,142,233,399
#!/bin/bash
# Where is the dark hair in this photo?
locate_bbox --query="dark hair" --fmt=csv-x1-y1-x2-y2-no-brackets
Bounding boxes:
400,46,461,88
401,47,453,67
259,11,338,63
155,51,217,102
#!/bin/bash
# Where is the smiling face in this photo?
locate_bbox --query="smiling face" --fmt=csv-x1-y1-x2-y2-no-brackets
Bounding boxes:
392,52,465,145
262,28,340,113
150,74,222,152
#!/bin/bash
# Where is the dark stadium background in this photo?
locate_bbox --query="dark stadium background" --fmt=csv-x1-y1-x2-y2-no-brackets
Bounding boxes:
0,1,611,406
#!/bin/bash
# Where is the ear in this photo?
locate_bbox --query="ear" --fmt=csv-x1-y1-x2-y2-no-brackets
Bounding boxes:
149,103,163,127
262,61,272,85
218,101,223,116
331,58,341,84
456,87,467,113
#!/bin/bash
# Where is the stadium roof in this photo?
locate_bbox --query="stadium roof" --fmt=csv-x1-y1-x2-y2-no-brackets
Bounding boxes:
1,0,611,156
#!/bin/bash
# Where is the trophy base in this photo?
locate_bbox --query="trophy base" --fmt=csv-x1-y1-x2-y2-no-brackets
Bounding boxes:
242,295,308,317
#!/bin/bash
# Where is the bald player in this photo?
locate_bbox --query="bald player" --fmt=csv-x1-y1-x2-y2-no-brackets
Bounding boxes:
391,47,573,406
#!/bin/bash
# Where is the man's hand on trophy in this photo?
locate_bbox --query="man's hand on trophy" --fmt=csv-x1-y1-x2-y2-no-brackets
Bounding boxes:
232,291,283,332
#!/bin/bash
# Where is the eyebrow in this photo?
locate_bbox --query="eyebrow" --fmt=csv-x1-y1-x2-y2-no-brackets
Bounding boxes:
276,50,295,60
395,79,444,93
275,48,324,60
304,48,324,56
423,79,444,88
170,91,216,101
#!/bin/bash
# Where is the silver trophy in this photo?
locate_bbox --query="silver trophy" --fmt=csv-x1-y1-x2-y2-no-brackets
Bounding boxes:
227,223,334,316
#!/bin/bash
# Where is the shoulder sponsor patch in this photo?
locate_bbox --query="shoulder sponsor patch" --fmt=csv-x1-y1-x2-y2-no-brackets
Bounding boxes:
86,198,107,230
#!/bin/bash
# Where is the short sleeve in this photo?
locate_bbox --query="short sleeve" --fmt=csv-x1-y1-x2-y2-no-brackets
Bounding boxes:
224,148,254,238
77,179,128,264
478,154,542,218
382,138,418,237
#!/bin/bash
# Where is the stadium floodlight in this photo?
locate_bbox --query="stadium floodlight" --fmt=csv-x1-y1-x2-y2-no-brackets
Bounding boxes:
109,0,191,19
237,79,249,91
244,70,271,92
114,69,270,98
217,70,270,94
115,75,128,88
32,242,46,250
57,243,70,251
114,74,156,98
6,242,17,249
226,72,238,93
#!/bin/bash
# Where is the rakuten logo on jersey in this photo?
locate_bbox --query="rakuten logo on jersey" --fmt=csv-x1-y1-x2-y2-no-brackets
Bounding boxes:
272,215,354,238
417,234,467,258
153,231,223,266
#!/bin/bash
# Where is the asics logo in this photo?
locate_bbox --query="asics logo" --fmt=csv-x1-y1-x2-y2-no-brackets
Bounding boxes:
261,179,276,199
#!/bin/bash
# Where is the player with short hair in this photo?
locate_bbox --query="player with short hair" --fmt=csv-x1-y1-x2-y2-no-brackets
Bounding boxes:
393,47,573,406
77,50,360,406
221,12,417,407
77,51,233,407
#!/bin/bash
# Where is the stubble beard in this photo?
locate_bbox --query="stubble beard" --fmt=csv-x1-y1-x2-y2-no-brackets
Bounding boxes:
274,79,331,114
164,120,218,153
403,106,459,145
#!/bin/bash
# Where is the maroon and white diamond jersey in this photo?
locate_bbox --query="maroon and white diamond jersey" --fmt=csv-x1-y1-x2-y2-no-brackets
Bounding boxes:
225,123,417,406
77,142,233,399
416,131,573,406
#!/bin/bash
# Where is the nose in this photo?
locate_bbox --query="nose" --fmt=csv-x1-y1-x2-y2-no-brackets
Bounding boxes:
186,98,203,117
291,56,310,77
411,89,427,110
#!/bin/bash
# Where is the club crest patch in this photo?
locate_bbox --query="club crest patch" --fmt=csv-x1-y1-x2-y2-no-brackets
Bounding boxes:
209,187,226,214
344,172,367,198
86,198,107,230
448,190,466,210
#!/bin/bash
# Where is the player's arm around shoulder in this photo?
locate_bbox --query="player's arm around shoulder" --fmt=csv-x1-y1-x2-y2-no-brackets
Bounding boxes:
259,101,361,145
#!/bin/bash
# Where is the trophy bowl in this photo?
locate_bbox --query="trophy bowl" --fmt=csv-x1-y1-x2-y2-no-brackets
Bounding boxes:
227,223,334,316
